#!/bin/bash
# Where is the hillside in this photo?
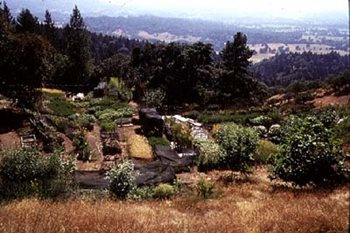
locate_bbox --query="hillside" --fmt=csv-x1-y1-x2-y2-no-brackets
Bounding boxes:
251,52,350,86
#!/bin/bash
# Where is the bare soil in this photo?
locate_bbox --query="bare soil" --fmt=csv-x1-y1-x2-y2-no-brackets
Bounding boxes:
77,123,104,171
311,94,350,108
0,131,20,150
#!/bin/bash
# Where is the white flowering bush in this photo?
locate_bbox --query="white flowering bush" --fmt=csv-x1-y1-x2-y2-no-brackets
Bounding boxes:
106,160,135,199
194,138,226,171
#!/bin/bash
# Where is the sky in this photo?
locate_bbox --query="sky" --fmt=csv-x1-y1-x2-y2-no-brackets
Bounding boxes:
7,0,349,22
99,0,348,18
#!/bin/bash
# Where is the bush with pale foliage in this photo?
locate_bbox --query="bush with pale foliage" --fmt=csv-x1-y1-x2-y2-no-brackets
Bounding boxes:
127,135,153,159
106,160,135,199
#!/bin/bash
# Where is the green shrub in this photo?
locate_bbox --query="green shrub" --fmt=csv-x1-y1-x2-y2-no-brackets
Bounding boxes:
267,125,284,144
249,116,272,127
194,138,226,171
196,178,215,199
167,119,193,149
314,107,339,128
72,130,91,161
106,160,135,199
253,126,268,138
143,89,165,109
148,137,170,148
215,123,259,174
153,184,175,199
71,101,90,109
0,147,75,200
108,77,133,101
197,111,260,125
270,116,348,187
255,140,279,164
128,186,155,200
267,110,283,124
51,117,73,133
333,117,350,147
90,97,116,107
95,107,133,122
48,95,75,117
100,121,117,132
69,114,96,131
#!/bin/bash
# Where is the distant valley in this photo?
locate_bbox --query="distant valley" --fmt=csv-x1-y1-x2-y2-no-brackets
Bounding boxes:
84,15,349,62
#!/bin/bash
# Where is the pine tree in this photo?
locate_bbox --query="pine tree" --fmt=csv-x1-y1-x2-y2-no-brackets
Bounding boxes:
2,1,12,24
43,10,58,47
219,32,265,106
0,1,14,37
220,32,253,75
16,9,40,33
65,5,91,88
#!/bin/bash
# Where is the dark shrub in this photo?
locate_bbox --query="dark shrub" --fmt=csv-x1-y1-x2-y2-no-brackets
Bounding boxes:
270,116,348,187
0,148,75,200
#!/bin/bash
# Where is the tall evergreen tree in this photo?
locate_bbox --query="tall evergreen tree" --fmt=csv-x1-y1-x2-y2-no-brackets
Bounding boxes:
221,32,253,75
219,32,266,106
16,9,40,33
1,1,12,24
64,5,91,88
0,1,14,38
43,10,58,47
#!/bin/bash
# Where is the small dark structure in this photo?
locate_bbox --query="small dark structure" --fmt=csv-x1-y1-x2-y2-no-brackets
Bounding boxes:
139,108,164,137
93,82,107,98
132,159,176,186
155,145,197,173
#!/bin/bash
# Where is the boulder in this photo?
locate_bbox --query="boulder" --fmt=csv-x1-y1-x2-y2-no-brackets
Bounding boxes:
139,108,164,137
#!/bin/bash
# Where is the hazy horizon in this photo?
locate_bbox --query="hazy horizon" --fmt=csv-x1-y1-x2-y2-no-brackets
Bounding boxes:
6,0,349,24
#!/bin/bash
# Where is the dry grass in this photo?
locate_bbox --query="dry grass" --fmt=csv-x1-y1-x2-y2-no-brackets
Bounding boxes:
127,134,153,160
0,168,348,233
39,88,65,95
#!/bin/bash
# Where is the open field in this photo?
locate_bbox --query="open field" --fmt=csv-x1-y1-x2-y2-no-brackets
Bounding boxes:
0,168,348,233
249,43,349,63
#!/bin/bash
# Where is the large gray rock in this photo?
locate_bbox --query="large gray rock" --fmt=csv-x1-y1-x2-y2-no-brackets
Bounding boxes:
139,108,164,137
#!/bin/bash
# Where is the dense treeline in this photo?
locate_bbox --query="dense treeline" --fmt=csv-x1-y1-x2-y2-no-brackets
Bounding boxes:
0,3,267,109
252,52,350,87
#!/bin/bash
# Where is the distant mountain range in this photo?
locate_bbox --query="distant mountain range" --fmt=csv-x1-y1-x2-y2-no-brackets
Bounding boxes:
83,15,350,51
6,1,349,51
7,0,348,25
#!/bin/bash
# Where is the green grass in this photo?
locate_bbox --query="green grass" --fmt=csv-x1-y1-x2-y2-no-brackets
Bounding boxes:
48,95,75,117
147,137,170,148
255,140,280,164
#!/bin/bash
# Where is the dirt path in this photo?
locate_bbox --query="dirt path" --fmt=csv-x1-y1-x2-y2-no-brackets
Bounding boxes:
77,123,104,171
59,133,74,156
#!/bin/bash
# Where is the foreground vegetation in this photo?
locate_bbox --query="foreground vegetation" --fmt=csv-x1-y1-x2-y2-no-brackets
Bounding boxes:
0,168,348,233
